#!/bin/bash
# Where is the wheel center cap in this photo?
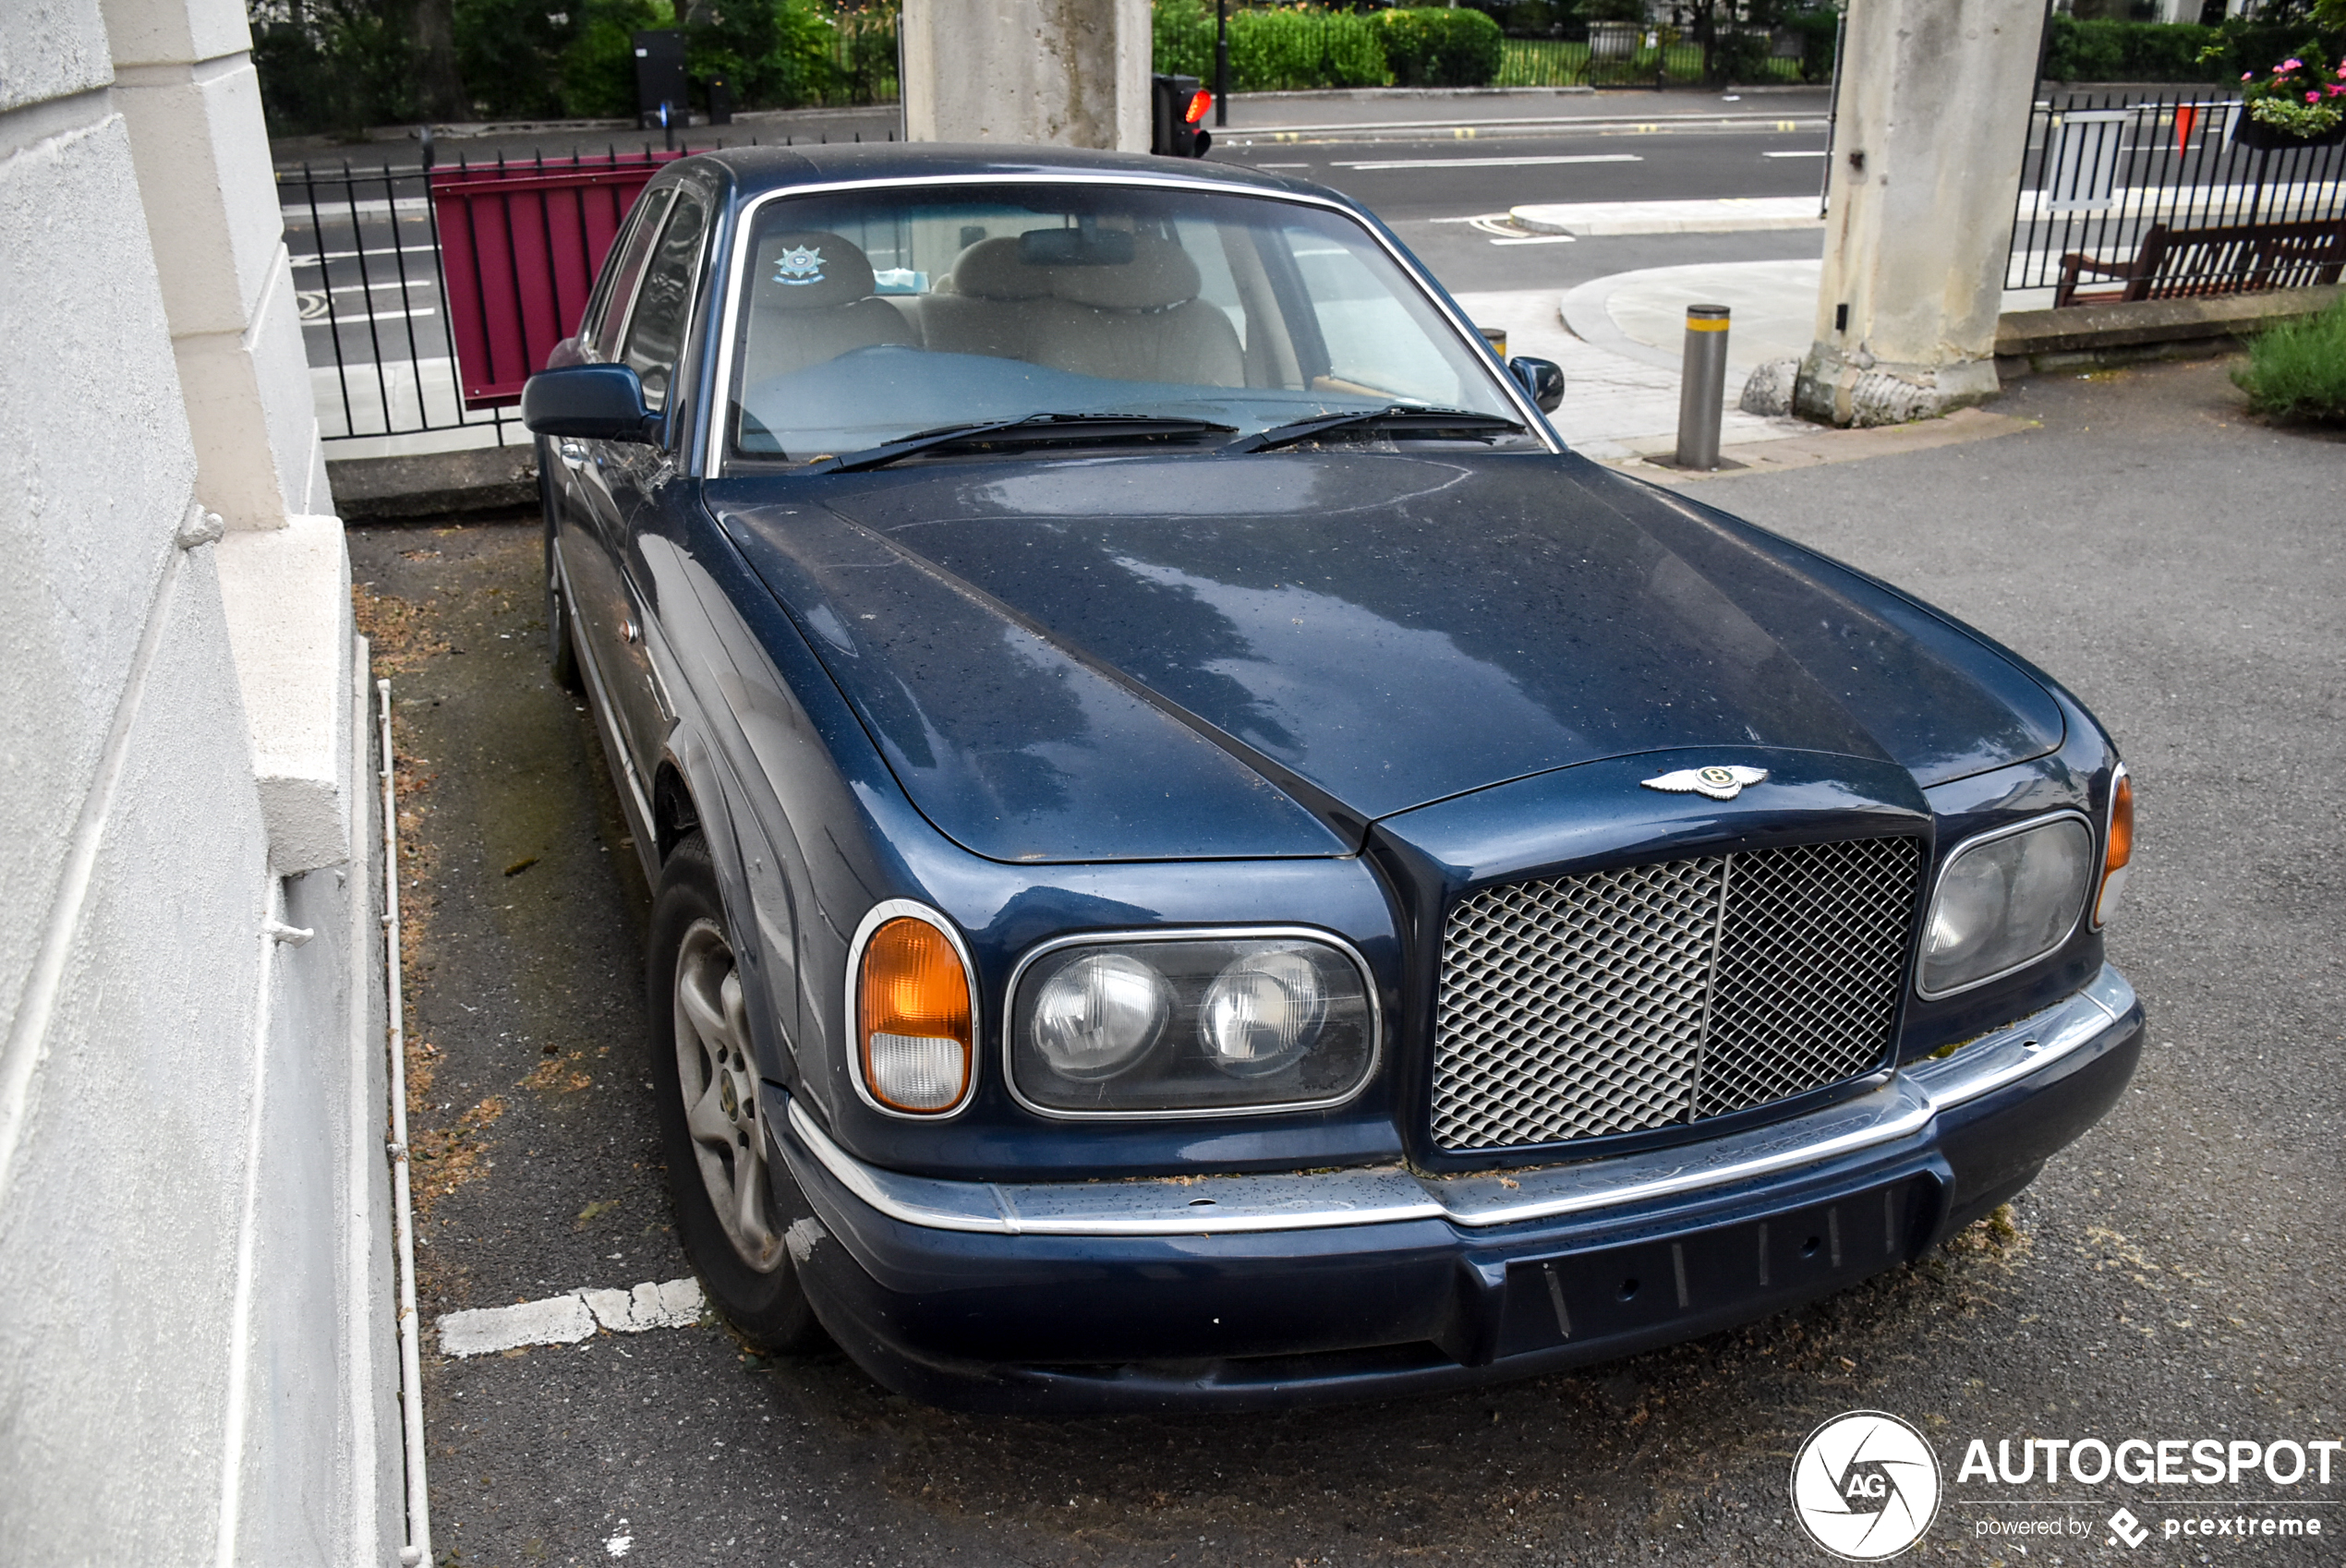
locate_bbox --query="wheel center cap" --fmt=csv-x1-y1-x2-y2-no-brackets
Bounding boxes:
719,1072,739,1118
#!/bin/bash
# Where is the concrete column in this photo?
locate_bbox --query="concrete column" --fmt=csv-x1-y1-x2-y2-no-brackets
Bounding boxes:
901,0,1152,152
103,0,329,528
1796,0,2043,427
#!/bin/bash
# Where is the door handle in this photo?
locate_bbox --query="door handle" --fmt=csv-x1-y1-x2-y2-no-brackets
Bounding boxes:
556,440,587,470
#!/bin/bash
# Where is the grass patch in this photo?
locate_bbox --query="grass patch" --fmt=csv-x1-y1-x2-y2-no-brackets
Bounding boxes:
2232,298,2346,424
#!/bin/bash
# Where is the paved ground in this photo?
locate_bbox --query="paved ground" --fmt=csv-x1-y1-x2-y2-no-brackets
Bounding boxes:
357,356,2344,1566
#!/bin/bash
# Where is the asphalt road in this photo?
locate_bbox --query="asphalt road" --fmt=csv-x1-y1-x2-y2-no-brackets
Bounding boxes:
359,356,2345,1566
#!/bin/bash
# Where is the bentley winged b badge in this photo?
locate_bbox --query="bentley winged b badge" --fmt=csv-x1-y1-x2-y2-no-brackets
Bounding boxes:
1642,764,1769,801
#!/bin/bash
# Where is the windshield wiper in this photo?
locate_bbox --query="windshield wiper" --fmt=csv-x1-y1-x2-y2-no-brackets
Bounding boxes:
1229,405,1525,454
804,413,1237,475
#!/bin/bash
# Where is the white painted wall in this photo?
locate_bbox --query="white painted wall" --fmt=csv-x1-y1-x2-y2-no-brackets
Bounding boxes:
0,0,395,1560
902,0,1151,151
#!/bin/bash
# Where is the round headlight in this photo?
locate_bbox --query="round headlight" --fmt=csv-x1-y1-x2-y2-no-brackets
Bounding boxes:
1030,952,1171,1080
1200,950,1325,1078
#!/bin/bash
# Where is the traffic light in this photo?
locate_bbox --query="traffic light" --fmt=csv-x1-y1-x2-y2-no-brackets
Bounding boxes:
1150,74,1214,158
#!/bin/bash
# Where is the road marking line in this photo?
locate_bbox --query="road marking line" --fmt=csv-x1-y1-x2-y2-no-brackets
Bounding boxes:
437,1277,705,1357
1335,152,1642,171
1763,149,1829,158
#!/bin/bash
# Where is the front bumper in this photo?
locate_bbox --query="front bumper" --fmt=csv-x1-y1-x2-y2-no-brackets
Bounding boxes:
764,965,2143,1412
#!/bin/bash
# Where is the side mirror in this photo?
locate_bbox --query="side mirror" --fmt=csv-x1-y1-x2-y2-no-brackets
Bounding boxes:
1509,356,1565,414
521,363,660,443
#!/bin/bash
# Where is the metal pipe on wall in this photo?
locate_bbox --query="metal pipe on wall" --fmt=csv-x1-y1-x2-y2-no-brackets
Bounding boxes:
379,680,431,1568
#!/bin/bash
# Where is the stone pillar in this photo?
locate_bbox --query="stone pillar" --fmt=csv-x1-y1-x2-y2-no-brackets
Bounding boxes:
103,0,329,527
1796,0,2043,427
901,0,1152,152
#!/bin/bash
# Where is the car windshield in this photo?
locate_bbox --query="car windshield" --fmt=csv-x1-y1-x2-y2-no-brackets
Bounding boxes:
718,181,1536,467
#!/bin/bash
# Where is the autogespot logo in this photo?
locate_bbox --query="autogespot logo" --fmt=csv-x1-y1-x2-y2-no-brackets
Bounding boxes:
1791,1411,1943,1560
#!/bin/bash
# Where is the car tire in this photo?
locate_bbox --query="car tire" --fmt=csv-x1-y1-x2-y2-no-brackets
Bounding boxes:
647,831,822,1351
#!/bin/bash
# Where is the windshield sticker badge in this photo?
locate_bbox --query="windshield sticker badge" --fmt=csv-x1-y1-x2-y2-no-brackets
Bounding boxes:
773,245,826,286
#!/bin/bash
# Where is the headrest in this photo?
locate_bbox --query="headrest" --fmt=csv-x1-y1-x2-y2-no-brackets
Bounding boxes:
751,231,877,309
1045,231,1201,311
943,236,1048,301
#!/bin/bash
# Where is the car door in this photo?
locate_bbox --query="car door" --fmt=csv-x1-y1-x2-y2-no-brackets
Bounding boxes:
589,181,715,791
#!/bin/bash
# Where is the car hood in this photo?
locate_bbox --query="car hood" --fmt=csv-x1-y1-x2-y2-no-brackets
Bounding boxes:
709,452,2062,863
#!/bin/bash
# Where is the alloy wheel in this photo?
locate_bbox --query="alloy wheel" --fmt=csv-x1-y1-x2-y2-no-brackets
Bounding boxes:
671,919,784,1272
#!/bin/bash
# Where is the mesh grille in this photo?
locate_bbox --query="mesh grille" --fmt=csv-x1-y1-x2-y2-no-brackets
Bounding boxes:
1433,837,1922,1152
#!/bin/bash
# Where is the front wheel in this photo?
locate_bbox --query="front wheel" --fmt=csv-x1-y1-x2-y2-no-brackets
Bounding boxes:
648,833,821,1350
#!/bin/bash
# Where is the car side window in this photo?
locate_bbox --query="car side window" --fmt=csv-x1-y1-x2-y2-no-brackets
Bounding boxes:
619,188,711,415
586,187,676,363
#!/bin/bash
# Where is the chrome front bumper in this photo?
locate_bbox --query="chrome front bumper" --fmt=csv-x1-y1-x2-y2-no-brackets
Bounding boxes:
783,965,2137,1239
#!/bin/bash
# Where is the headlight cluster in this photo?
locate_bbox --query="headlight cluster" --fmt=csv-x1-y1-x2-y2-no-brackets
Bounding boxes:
1919,815,2093,996
1010,934,1375,1116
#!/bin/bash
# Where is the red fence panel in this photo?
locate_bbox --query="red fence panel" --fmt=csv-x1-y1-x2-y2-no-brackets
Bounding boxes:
431,153,684,408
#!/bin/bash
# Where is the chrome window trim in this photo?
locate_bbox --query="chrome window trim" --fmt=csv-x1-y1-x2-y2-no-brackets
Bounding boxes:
774,967,2135,1238
2089,762,2128,932
842,898,983,1120
1001,925,1383,1122
619,181,717,425
598,185,677,364
1914,808,2096,1001
701,170,1560,477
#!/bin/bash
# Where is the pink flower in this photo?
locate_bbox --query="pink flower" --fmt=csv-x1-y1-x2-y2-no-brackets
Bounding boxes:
2310,90,2323,103
2282,57,2304,71
2243,70,2255,81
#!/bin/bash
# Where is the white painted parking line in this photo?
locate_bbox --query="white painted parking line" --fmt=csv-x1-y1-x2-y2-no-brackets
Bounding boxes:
1762,150,1829,158
437,1277,705,1357
1334,152,1643,171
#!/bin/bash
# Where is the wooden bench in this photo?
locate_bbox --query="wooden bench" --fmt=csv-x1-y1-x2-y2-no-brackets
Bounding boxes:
2054,217,2346,308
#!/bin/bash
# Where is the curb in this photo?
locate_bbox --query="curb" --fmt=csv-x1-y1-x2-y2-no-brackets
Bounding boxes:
1995,284,2340,367
328,446,538,521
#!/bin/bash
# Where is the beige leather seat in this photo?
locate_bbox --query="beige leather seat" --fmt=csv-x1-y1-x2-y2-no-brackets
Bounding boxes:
740,230,918,383
1028,232,1243,387
921,237,1047,361
925,232,1244,388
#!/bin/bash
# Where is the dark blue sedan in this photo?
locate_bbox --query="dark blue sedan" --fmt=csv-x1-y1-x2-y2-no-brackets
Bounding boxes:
521,143,2142,1412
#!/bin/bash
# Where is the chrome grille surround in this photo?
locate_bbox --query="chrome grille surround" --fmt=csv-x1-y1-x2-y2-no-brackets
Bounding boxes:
1432,837,1924,1152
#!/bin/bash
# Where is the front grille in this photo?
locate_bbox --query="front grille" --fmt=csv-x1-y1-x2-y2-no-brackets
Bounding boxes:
1431,837,1923,1152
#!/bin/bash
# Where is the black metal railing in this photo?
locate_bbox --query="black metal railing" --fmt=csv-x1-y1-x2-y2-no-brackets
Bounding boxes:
283,129,896,453
2008,86,2346,302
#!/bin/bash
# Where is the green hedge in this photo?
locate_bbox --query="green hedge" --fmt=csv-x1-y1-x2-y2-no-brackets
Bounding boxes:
1373,7,1504,88
2042,16,2346,82
1156,3,1516,92
258,0,895,136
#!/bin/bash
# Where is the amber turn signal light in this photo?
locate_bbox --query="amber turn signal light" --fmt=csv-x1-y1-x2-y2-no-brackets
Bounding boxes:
2094,771,2134,928
857,915,974,1114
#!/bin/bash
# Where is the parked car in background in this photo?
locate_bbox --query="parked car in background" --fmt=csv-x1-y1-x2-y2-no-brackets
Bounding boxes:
523,143,2143,1411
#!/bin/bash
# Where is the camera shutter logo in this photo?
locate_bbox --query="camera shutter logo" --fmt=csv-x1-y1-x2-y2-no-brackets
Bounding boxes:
1790,1411,1941,1560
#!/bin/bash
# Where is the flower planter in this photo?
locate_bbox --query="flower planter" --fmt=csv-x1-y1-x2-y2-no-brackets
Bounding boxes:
2230,113,2346,151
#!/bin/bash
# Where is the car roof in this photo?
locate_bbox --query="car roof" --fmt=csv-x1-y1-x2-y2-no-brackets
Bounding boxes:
690,141,1330,206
